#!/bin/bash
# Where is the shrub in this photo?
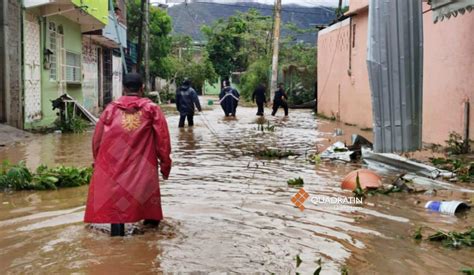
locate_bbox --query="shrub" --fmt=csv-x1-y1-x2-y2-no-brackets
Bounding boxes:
240,58,271,101
0,161,93,191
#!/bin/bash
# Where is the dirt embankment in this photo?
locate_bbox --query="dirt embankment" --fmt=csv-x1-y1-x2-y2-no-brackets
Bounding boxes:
0,124,32,148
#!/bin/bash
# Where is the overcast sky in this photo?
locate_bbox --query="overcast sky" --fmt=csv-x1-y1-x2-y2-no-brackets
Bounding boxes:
153,0,347,7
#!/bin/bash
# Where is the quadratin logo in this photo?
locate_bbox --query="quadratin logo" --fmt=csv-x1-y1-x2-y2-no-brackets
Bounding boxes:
291,188,310,211
291,188,363,211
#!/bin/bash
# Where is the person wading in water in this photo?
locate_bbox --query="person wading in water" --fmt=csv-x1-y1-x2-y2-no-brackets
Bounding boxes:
272,83,289,117
219,80,240,117
84,73,172,237
252,83,267,116
176,78,202,128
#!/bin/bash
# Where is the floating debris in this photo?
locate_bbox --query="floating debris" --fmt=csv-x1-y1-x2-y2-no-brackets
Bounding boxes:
320,142,354,162
255,121,276,132
362,148,455,179
255,149,298,159
287,177,304,187
425,201,471,215
341,169,382,191
428,228,474,248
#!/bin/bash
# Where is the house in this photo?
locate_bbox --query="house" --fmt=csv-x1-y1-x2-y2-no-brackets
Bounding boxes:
317,0,473,146
21,0,109,128
82,0,128,113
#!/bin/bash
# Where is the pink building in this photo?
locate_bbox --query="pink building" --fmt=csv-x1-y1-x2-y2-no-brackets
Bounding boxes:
317,1,474,145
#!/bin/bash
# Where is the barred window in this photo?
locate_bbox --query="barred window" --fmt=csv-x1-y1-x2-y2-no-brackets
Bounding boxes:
49,22,57,81
65,51,81,83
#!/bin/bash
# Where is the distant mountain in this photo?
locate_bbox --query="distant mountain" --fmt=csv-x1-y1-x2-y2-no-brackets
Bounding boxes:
168,2,336,44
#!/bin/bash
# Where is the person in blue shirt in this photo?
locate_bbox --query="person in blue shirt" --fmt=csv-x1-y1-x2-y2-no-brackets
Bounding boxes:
176,79,202,128
272,83,289,116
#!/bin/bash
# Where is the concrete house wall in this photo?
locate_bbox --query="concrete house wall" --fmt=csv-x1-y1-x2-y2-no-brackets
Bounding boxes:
317,1,474,145
29,15,84,128
0,0,23,128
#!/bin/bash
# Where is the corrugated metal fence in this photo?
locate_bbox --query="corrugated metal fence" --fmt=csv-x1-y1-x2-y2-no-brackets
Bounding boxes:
367,0,424,152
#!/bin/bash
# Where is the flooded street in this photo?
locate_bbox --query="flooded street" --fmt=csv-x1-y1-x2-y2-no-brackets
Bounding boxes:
0,104,473,274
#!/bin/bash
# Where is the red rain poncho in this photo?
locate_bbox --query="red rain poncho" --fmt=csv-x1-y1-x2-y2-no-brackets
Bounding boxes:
84,96,172,223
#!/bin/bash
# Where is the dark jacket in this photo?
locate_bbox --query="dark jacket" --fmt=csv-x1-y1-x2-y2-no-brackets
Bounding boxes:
219,86,240,115
273,88,288,103
176,85,202,115
252,86,267,103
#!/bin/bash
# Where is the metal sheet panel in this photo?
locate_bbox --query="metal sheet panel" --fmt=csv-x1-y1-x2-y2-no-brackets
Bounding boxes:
430,0,474,23
367,0,424,153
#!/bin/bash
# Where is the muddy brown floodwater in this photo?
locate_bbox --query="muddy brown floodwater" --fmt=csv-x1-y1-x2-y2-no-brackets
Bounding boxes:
0,104,473,274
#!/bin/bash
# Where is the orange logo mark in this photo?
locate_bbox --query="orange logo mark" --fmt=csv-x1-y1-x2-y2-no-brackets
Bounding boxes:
291,188,309,211
121,111,142,132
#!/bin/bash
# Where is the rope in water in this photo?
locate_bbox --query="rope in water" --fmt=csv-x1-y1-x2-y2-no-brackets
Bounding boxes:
198,112,260,170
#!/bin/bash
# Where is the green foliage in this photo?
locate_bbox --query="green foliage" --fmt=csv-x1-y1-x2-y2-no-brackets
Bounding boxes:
127,0,173,79
428,228,474,249
256,121,276,132
307,154,322,165
0,161,92,191
240,57,271,101
0,161,32,190
173,54,218,94
280,24,317,105
202,9,317,104
431,157,473,183
126,0,144,42
166,35,218,93
55,105,89,134
202,9,272,79
446,132,470,155
287,177,304,187
353,173,365,198
55,116,89,134
413,226,423,240
461,268,474,275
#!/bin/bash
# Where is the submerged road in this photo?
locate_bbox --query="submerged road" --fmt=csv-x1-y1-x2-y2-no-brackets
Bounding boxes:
0,104,473,274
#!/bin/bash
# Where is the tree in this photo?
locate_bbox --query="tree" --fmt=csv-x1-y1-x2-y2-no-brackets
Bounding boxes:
127,0,173,78
202,9,272,80
168,35,217,94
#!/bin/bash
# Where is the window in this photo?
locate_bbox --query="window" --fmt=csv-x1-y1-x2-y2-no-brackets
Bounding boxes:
49,22,57,81
65,51,81,83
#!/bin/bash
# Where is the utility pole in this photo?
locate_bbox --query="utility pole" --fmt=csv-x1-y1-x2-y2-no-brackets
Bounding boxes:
0,0,9,123
270,0,282,100
136,0,146,71
144,0,150,93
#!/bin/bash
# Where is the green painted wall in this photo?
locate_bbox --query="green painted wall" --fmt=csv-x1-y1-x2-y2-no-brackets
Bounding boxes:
204,78,241,96
26,15,84,129
72,0,109,25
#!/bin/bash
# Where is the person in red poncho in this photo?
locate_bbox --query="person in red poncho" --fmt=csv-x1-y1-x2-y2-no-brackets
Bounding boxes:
84,73,172,236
